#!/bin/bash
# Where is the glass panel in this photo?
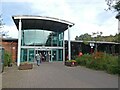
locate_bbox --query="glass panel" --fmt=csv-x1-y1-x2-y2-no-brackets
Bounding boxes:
21,49,35,62
51,49,63,61
29,49,35,62
21,48,27,62
58,49,63,61
21,29,64,47
52,50,57,61
21,48,63,62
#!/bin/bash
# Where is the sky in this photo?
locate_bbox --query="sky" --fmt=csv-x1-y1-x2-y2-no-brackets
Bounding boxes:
0,0,119,40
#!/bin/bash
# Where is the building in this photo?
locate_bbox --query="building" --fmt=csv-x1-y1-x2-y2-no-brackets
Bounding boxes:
2,38,18,63
1,38,119,65
65,40,120,60
12,15,74,66
1,15,118,66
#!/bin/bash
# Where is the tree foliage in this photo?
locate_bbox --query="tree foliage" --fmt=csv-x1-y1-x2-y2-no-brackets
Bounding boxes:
75,33,120,43
75,33,92,41
105,0,120,12
0,15,8,37
113,1,120,12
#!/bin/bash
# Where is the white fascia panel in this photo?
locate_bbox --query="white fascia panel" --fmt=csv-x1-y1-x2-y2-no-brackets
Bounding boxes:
13,15,74,26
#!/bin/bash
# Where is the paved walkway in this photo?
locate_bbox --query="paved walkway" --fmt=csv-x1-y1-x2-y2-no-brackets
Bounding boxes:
2,62,118,88
0,73,2,89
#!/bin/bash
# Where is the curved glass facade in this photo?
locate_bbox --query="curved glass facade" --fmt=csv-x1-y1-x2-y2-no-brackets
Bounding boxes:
20,29,64,62
21,29,63,47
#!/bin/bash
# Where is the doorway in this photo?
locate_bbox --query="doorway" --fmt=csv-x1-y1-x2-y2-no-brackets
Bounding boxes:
35,49,51,62
21,48,63,63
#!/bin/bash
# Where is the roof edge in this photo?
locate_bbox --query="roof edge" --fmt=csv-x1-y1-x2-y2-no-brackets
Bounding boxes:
12,15,75,26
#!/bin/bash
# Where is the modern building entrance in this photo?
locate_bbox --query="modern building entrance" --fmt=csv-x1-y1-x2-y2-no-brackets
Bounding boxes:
21,47,63,63
12,15,74,66
35,48,63,62
36,49,51,62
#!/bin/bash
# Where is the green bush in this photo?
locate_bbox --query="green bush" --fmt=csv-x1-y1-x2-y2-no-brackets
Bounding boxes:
76,54,92,66
105,55,119,74
75,52,119,75
4,51,12,66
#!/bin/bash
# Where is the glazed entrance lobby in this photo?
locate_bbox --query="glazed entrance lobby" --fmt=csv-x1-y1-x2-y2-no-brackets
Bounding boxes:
12,15,74,66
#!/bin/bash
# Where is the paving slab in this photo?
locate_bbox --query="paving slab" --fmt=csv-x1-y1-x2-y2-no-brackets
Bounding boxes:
2,62,118,88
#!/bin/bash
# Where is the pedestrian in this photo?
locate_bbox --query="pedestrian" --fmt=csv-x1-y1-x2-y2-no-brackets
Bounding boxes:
36,53,41,66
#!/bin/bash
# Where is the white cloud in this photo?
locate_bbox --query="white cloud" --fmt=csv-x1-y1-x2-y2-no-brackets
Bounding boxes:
2,0,118,40
1,25,18,38
30,0,75,21
1,0,33,2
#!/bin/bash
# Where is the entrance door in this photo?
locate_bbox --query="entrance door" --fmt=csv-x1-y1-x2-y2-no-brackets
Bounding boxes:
21,48,35,62
51,49,63,61
28,49,35,62
35,49,51,62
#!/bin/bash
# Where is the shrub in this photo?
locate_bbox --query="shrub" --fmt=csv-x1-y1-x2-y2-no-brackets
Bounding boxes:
105,55,119,74
4,51,12,66
75,52,119,75
76,54,93,66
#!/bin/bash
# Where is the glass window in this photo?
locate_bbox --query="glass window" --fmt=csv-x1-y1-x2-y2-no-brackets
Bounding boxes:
21,48,35,62
21,29,64,47
21,48,27,62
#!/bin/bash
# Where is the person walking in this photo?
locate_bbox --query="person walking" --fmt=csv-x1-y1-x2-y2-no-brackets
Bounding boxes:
36,53,41,66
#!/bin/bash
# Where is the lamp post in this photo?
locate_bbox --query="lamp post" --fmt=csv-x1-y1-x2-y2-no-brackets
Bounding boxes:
90,43,94,54
116,12,120,33
92,31,102,53
116,12,120,57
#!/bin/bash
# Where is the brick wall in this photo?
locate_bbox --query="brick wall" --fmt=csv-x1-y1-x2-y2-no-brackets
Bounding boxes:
2,40,18,63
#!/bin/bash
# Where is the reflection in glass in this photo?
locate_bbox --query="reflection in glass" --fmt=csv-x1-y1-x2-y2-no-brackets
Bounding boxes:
21,29,63,47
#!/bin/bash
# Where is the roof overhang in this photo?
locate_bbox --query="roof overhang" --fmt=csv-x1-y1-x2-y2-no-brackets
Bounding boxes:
2,38,18,42
66,40,120,44
12,15,74,32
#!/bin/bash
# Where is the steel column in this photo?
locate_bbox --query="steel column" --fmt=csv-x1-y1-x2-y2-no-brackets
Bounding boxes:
68,26,71,60
17,19,22,66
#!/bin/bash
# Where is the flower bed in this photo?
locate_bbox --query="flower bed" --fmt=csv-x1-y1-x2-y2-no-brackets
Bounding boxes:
18,62,33,70
65,60,78,67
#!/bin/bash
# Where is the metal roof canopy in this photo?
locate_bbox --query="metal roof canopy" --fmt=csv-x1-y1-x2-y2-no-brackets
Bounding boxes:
12,15,74,32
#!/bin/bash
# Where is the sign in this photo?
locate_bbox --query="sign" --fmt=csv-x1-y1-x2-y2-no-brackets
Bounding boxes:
90,43,94,49
90,43,94,47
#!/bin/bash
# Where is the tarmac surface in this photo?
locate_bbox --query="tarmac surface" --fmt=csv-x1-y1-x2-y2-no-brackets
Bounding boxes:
2,62,118,88
0,73,2,89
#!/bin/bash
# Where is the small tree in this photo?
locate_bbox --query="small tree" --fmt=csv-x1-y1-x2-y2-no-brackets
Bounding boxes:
4,51,12,66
